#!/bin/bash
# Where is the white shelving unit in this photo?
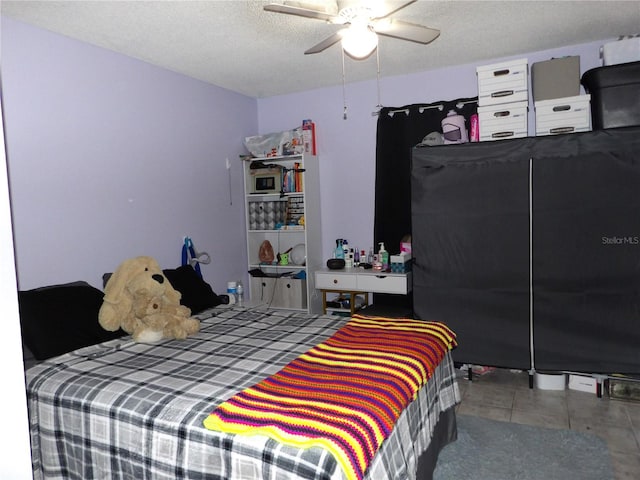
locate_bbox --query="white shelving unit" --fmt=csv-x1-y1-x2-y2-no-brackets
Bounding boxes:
243,154,322,313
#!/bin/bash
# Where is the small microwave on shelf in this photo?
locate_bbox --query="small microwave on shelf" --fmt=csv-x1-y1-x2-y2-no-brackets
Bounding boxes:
250,166,282,194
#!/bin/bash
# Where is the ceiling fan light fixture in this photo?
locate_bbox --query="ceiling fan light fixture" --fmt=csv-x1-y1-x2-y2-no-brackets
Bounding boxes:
341,24,378,60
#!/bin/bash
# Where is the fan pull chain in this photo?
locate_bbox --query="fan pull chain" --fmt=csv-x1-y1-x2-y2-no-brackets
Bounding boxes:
342,48,348,120
375,45,382,111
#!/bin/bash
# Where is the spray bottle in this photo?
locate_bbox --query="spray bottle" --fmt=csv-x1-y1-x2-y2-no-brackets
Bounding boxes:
378,242,389,271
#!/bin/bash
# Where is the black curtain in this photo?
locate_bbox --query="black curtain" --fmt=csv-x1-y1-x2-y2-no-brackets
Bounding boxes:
374,98,478,311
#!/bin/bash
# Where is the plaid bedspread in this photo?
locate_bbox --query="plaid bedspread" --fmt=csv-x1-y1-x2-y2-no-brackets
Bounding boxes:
26,306,460,480
204,315,457,480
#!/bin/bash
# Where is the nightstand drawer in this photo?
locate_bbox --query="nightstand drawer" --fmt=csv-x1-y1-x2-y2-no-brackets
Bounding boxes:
357,273,411,294
315,272,357,289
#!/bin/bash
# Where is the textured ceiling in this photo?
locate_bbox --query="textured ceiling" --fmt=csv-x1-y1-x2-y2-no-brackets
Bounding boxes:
3,0,640,98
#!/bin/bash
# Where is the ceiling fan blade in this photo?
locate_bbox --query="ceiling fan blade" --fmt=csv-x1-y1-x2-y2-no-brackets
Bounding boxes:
304,30,345,54
373,18,440,44
371,0,417,20
264,3,338,22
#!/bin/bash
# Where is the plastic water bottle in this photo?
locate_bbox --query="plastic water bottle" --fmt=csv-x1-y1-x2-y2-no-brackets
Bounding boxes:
236,281,244,306
226,281,237,304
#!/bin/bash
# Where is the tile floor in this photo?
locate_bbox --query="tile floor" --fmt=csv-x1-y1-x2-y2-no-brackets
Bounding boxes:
455,368,640,480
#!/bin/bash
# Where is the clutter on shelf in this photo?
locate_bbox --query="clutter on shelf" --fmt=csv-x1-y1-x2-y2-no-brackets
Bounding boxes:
243,119,316,158
326,294,367,311
327,236,413,273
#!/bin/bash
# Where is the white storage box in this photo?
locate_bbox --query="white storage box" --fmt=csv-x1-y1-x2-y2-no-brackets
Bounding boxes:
602,37,640,66
477,58,529,106
535,94,591,136
478,101,528,141
568,374,598,394
535,372,566,391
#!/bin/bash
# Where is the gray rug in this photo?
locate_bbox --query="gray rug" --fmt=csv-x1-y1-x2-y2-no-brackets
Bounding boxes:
433,414,614,480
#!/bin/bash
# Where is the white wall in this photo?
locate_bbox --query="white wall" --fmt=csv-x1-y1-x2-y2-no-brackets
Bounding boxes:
0,79,33,480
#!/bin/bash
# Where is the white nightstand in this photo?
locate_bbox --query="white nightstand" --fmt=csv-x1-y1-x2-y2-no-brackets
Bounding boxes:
315,268,412,315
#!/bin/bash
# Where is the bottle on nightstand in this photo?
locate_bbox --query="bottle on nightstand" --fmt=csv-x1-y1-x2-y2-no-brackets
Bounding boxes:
236,282,244,306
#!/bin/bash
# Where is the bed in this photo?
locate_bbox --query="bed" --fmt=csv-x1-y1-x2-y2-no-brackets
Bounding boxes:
25,304,460,480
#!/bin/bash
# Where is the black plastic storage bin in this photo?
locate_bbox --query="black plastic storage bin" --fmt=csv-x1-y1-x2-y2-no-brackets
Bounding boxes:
581,61,640,129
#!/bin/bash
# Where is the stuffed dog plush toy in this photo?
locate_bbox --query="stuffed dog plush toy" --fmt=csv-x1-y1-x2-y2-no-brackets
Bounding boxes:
99,256,200,343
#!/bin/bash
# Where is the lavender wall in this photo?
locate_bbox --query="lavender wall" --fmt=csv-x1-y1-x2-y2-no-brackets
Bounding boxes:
257,40,607,262
2,14,611,291
2,17,256,292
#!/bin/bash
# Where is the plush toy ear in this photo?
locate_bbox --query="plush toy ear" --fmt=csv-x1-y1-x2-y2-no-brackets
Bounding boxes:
99,258,135,331
103,258,136,303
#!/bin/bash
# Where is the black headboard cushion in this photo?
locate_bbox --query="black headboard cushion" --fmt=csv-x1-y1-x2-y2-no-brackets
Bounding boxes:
19,282,126,361
162,265,222,314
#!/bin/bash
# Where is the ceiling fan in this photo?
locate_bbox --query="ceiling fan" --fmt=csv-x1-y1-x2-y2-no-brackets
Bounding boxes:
264,0,440,60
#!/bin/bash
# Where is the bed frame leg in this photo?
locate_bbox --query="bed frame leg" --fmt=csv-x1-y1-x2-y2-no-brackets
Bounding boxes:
468,367,473,382
528,370,534,389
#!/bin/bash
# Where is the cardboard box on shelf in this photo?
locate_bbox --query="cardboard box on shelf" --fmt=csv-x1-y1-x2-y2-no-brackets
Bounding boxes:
602,37,640,66
476,58,528,106
302,119,317,155
531,56,580,102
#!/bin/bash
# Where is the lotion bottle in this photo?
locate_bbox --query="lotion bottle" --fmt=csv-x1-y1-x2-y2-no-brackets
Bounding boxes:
378,242,389,271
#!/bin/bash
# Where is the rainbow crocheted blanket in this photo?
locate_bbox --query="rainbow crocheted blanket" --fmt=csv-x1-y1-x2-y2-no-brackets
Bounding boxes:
203,314,457,480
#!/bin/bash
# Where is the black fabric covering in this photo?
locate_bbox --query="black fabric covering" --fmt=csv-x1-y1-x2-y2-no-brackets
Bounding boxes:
412,139,531,369
532,133,640,373
374,99,478,310
417,407,457,480
412,127,640,374
163,265,222,314
19,283,126,361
